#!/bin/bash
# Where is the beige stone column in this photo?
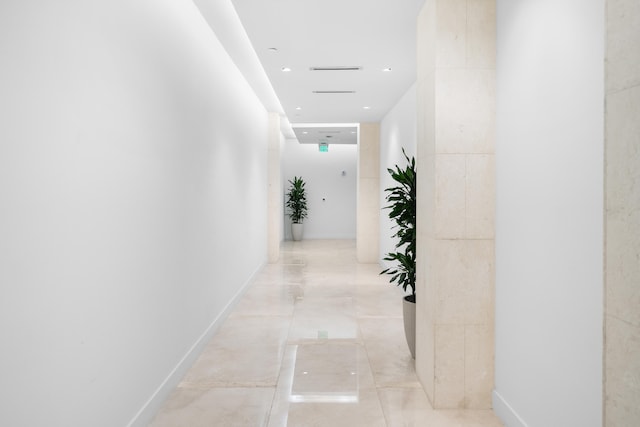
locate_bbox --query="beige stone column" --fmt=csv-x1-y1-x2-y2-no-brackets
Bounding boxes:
415,0,496,409
357,123,380,263
604,0,640,424
267,112,282,263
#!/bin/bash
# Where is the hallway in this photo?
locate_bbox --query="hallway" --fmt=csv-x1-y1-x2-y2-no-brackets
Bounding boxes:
149,240,503,426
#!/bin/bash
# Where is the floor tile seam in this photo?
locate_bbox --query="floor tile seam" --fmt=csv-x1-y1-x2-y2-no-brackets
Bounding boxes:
229,306,293,319
352,285,398,288
375,384,424,390
226,313,294,319
358,335,407,344
285,338,364,346
373,381,394,427
359,333,423,389
195,346,289,356
358,319,391,427
374,380,423,389
229,311,296,318
243,283,299,288
361,342,414,353
264,330,292,427
356,315,403,319
250,285,306,289
177,382,277,389
207,315,293,350
356,317,403,344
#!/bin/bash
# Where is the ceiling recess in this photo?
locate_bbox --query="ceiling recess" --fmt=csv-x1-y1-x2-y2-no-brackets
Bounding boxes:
309,66,363,71
313,90,356,94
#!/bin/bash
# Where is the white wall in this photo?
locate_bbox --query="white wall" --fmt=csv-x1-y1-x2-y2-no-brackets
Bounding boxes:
379,84,417,268
495,1,604,426
0,1,268,426
282,138,357,239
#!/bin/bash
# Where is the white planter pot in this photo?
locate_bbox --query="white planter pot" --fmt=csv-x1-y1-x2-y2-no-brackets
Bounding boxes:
291,223,304,241
403,294,416,359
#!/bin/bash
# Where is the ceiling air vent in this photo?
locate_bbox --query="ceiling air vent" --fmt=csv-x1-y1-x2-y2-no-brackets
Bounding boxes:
312,90,356,94
309,66,363,71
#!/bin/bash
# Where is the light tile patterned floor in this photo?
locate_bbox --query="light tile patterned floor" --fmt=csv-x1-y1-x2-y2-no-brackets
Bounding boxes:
149,240,503,427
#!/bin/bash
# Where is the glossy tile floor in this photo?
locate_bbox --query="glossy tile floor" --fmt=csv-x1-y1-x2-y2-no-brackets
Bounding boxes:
149,240,504,427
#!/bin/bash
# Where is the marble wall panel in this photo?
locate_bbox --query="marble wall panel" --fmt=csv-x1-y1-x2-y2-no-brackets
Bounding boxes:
416,0,495,410
417,154,435,237
416,302,436,404
606,85,640,214
465,154,496,239
417,236,437,403
417,0,436,81
432,240,466,325
434,324,466,408
417,79,436,157
420,237,438,324
428,239,494,326
435,69,496,155
606,211,640,327
606,2,640,422
605,316,640,426
357,123,379,263
434,155,466,239
464,324,494,409
466,0,496,68
606,0,640,93
359,123,380,179
267,112,281,262
357,208,379,263
462,240,494,326
435,0,467,69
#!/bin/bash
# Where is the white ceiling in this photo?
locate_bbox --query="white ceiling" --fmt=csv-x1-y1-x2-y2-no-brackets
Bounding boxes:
230,0,424,125
292,125,358,145
206,0,424,143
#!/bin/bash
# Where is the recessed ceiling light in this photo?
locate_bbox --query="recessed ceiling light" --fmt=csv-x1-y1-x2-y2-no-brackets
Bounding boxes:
296,107,302,110
302,131,308,134
382,67,392,72
363,106,371,110
268,47,278,52
281,67,292,72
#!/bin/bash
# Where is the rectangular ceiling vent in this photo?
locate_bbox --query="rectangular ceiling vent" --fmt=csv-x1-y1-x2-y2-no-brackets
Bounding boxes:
313,90,356,94
309,66,362,71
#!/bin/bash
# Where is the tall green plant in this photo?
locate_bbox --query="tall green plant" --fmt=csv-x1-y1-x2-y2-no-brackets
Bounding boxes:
286,176,308,224
381,149,416,298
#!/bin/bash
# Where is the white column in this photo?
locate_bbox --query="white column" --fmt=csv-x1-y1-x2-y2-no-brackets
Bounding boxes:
605,0,640,424
267,112,282,263
357,123,380,263
416,0,496,409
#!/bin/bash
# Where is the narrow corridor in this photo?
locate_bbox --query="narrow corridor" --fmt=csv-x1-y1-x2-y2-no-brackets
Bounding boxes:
149,240,503,426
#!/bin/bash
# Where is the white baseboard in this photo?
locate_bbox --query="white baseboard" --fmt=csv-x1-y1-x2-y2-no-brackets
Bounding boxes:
126,261,266,427
493,390,529,427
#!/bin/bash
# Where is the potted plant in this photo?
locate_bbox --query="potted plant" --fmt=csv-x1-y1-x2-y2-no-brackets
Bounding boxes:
381,149,416,358
286,176,308,241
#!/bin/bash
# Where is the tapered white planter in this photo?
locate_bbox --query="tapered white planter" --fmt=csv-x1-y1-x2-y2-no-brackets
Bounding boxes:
403,295,416,359
291,223,304,241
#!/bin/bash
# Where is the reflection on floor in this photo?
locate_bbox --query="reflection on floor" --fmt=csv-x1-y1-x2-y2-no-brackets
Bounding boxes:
149,240,503,427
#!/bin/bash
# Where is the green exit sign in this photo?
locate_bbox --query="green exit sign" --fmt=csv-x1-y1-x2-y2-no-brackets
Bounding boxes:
319,143,328,152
